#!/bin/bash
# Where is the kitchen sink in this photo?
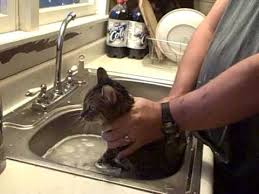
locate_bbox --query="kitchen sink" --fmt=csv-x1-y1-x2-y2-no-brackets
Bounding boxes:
3,71,202,194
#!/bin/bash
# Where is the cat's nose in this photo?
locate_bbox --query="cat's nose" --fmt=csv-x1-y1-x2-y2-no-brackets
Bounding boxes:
80,111,86,118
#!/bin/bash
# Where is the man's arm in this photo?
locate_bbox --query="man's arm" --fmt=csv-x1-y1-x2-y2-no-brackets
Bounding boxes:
170,0,229,98
104,54,259,158
171,54,259,130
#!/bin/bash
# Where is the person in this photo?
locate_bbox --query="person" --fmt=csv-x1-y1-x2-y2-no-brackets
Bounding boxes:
102,0,259,193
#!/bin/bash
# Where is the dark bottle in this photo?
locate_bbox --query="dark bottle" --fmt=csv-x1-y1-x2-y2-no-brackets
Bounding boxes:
106,0,129,58
127,6,148,59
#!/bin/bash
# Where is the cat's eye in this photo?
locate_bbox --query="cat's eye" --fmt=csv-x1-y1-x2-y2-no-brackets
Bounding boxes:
89,105,96,112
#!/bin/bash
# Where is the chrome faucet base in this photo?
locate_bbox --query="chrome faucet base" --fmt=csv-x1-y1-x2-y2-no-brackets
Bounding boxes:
26,12,79,112
26,64,87,112
31,82,79,112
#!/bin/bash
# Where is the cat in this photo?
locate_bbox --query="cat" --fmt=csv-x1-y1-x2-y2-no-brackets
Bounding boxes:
81,67,187,180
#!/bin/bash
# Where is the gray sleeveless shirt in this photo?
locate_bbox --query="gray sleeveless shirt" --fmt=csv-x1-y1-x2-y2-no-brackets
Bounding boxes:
195,0,259,164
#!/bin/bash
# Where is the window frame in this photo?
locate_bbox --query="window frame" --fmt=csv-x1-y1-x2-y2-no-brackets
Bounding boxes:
0,0,16,33
0,0,108,34
39,1,97,25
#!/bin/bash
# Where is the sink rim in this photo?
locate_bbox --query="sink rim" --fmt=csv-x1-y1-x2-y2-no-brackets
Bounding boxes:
3,75,202,194
4,105,83,130
5,108,202,194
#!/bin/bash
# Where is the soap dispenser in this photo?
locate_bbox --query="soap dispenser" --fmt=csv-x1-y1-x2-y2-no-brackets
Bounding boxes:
0,96,6,174
78,55,85,77
77,55,88,79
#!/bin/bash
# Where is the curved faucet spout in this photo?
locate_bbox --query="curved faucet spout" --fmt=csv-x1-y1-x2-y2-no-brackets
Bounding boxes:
54,12,76,95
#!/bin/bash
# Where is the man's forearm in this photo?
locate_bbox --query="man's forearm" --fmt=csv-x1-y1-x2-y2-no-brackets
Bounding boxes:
170,23,214,97
170,0,229,98
170,54,259,131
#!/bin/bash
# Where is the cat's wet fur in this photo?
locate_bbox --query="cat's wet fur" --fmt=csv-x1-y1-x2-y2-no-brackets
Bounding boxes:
81,67,186,180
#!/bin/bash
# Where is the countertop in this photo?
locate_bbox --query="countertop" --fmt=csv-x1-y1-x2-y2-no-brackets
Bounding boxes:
0,160,149,194
0,55,213,194
88,55,178,83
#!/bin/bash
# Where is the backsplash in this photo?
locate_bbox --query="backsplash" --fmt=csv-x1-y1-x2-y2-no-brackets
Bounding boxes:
0,32,80,64
0,38,106,114
0,16,107,114
0,21,106,80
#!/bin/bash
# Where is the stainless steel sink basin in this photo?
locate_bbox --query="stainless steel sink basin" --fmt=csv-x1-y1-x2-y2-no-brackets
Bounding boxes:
29,109,104,171
3,72,202,194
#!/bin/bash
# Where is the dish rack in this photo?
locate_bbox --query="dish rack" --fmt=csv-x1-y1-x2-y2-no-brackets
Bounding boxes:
146,37,189,64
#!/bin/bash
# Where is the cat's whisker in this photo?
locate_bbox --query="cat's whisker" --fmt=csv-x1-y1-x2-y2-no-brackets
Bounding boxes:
65,111,86,129
68,111,82,118
78,120,87,129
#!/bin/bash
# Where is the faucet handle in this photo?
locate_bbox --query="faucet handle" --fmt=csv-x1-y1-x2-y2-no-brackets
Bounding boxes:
66,66,78,82
68,65,78,75
26,84,47,97
65,65,86,87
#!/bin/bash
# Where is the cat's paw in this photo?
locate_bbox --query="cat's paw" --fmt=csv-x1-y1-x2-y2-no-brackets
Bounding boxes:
95,160,122,177
114,157,133,171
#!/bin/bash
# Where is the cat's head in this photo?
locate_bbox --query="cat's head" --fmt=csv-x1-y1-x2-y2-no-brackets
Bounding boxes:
81,67,134,123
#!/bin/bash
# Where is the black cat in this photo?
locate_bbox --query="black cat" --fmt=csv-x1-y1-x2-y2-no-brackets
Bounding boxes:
81,67,186,179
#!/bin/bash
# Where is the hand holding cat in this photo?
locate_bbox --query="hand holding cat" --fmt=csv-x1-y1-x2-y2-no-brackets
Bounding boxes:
102,97,164,159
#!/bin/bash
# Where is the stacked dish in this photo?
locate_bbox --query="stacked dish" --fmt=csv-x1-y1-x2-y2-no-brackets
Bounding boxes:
156,8,205,63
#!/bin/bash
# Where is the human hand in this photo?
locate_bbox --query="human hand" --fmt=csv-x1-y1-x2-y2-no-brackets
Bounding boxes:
102,97,164,159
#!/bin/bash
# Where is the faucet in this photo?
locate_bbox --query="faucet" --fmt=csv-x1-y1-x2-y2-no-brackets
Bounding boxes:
54,12,76,95
25,12,86,112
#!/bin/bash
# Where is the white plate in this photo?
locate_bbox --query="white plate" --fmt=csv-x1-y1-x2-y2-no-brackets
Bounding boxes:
156,8,205,63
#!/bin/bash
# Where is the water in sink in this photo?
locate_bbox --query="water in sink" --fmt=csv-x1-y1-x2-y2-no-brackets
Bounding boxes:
43,134,106,170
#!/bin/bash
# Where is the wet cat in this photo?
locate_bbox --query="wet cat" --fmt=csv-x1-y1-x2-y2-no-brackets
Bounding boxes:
81,67,186,179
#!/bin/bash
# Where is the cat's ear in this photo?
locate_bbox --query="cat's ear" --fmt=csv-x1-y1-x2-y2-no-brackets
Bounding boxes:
101,85,117,105
97,67,109,84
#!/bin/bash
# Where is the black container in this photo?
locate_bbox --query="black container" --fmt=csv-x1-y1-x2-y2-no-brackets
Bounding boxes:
127,6,148,59
106,0,129,58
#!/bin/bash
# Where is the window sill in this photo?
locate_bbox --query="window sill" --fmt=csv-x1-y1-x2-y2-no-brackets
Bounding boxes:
0,14,108,51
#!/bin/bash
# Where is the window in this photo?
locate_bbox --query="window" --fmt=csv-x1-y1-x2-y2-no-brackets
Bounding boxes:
39,0,96,25
0,0,16,33
40,0,91,8
0,0,7,13
0,0,107,34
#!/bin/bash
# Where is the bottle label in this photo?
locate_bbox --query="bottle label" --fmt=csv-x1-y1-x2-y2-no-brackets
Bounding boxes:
127,21,148,49
106,19,128,47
